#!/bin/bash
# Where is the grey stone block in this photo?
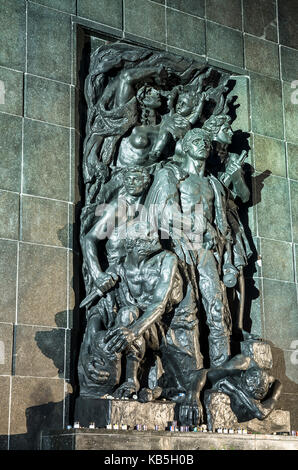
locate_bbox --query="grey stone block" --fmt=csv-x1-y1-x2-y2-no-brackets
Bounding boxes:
278,0,298,49
168,0,205,18
0,67,23,116
253,134,286,178
167,8,205,55
0,323,13,376
0,240,17,323
23,119,70,201
243,0,278,42
283,81,298,145
255,174,291,242
17,243,67,328
10,376,65,450
287,143,298,181
21,195,69,247
290,180,298,243
0,0,26,71
244,36,279,79
125,0,166,43
0,113,22,192
25,75,70,128
206,21,244,67
263,280,298,350
260,238,294,282
0,190,19,240
206,0,242,30
250,73,283,140
0,376,10,439
27,2,71,83
281,46,298,83
14,325,65,378
77,0,122,29
33,0,76,14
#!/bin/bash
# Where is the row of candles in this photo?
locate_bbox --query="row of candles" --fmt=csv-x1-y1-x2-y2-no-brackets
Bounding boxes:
67,422,297,435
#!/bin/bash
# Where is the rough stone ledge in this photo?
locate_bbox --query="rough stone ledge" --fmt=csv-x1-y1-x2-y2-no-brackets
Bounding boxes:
40,429,298,451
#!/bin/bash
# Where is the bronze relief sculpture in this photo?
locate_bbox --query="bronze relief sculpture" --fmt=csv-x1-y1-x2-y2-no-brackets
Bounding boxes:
77,43,281,428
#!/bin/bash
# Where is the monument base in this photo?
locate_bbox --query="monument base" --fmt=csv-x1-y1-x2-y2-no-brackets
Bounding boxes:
74,396,176,430
40,429,298,451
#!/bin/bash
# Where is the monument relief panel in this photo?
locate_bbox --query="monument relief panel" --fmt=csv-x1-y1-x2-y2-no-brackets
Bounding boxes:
75,42,282,429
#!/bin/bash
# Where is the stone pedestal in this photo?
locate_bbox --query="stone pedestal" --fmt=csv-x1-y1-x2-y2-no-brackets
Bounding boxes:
75,397,176,430
205,392,290,433
240,339,273,369
40,429,298,451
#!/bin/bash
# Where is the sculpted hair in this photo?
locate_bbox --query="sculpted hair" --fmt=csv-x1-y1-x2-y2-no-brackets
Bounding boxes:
203,114,232,136
182,127,211,152
123,165,151,186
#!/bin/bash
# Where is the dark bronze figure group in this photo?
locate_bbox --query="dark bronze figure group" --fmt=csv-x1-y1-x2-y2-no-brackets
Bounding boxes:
77,43,281,427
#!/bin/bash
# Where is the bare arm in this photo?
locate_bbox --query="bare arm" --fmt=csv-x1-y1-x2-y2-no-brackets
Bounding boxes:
115,66,166,106
82,200,120,288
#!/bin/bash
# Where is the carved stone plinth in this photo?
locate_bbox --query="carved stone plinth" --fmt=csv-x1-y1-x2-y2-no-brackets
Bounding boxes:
205,392,290,433
40,429,298,451
75,397,175,430
240,339,273,369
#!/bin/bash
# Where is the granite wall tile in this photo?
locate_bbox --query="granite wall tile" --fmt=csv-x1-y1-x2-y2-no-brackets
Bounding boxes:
287,144,298,181
10,376,65,450
14,325,65,378
263,279,298,350
244,35,279,79
77,0,122,29
0,376,10,440
261,238,294,282
244,277,263,338
33,0,76,14
278,0,298,50
277,393,298,430
0,323,13,376
283,81,298,145
0,191,19,240
0,0,26,71
206,0,242,30
243,0,278,42
280,46,298,83
250,73,283,139
17,243,67,328
270,346,298,395
253,134,286,177
125,0,166,43
167,8,205,55
290,180,298,243
27,2,71,83
255,174,291,241
0,67,23,116
0,240,17,324
168,0,205,18
21,195,69,247
23,119,70,201
206,21,244,67
25,75,70,128
230,75,250,131
0,113,22,192
295,244,298,281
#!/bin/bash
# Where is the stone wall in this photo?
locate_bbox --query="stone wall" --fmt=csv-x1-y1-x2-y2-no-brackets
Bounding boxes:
0,0,297,449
